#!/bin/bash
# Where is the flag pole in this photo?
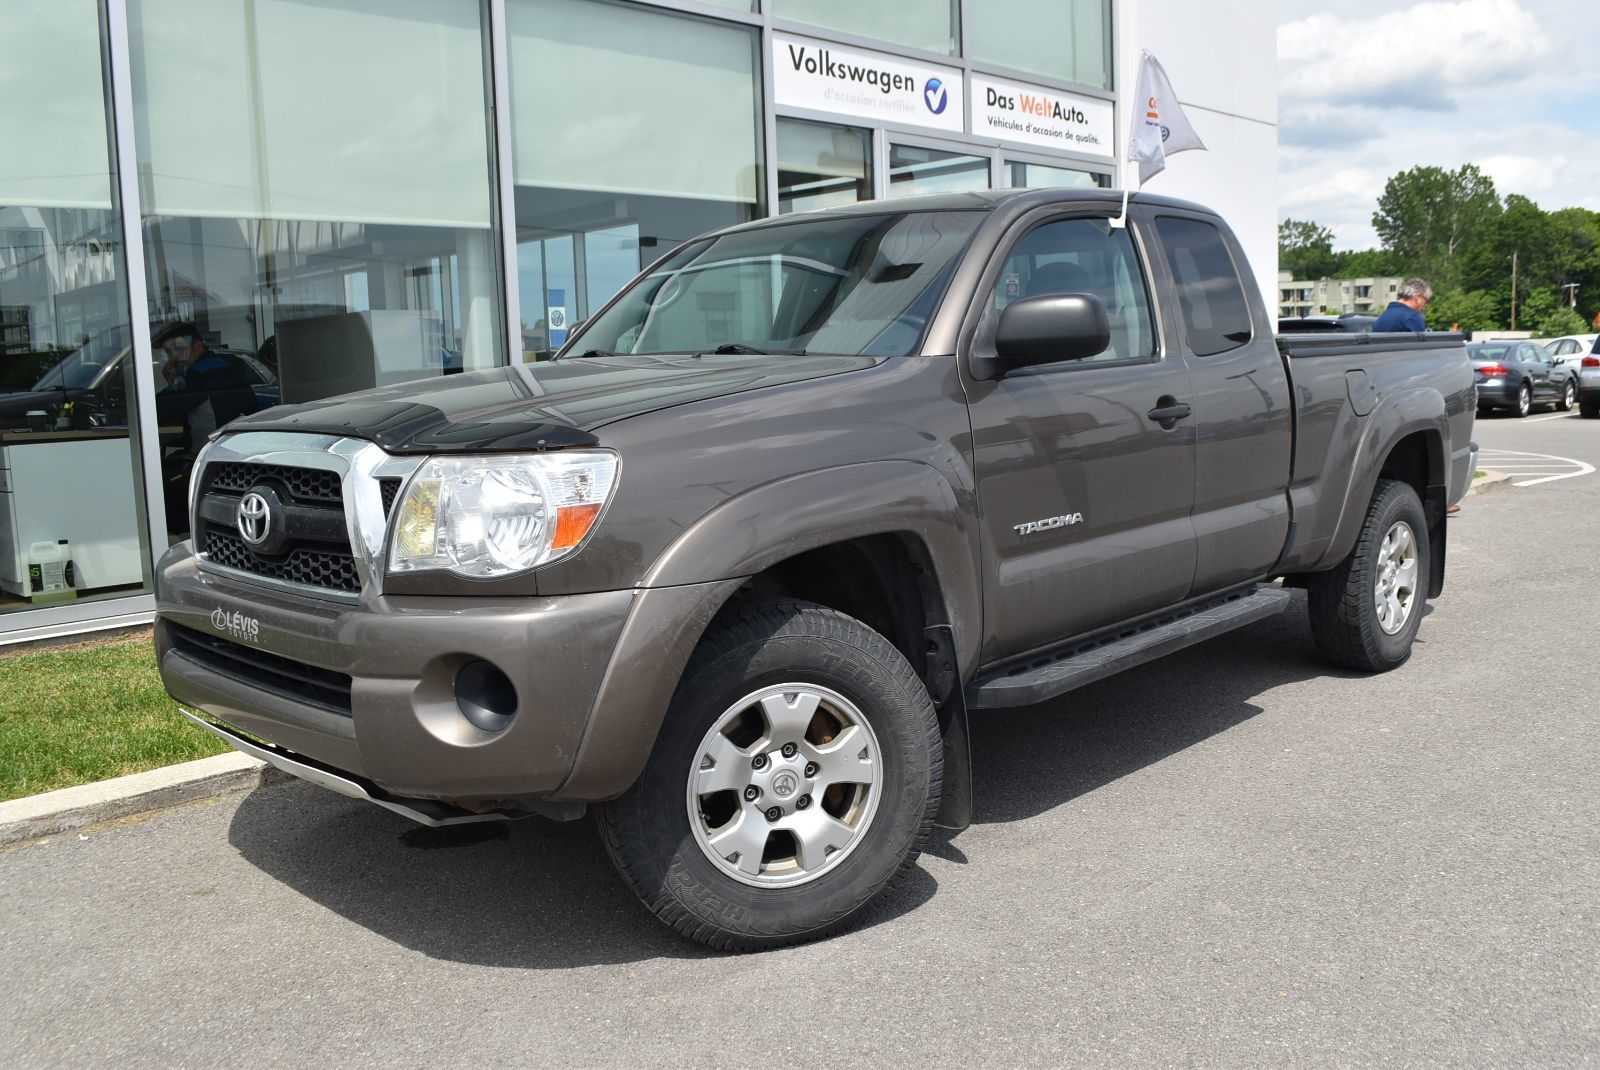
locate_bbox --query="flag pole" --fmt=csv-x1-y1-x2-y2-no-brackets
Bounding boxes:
1109,185,1133,229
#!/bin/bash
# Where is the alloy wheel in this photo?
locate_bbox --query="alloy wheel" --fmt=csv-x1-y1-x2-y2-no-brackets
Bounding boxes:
686,683,882,888
1374,520,1419,635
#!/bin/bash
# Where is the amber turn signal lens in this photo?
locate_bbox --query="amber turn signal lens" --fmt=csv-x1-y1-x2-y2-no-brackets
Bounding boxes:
551,502,602,550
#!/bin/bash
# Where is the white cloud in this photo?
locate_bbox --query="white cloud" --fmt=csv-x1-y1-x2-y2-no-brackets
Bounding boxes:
1277,0,1600,250
1478,154,1567,195
1280,0,1550,110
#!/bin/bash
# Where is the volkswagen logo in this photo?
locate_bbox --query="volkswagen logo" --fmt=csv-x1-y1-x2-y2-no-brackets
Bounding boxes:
236,491,272,547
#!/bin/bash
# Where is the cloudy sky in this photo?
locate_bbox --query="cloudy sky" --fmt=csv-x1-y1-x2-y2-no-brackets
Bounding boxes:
1277,0,1600,250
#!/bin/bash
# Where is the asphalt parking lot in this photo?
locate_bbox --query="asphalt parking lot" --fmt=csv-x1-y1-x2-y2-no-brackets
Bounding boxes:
2,413,1596,1068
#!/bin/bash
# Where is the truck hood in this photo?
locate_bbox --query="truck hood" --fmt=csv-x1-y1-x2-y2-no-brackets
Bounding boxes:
222,352,881,453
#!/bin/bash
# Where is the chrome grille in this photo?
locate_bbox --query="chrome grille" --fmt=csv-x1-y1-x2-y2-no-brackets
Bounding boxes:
190,433,421,600
197,459,359,595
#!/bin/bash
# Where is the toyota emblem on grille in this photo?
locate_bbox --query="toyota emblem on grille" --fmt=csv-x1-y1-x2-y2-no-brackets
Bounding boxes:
236,491,272,547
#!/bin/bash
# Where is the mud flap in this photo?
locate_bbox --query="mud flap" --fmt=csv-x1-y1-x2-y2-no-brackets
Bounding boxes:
923,623,972,831
1426,482,1447,598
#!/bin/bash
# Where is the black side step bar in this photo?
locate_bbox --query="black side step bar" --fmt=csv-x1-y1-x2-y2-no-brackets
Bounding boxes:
966,585,1293,710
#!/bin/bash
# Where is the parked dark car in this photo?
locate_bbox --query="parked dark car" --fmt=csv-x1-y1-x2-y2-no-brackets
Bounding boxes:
1469,340,1578,417
1277,314,1377,333
0,335,278,431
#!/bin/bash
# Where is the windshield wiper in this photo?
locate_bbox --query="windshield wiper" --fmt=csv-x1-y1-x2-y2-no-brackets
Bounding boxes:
704,343,807,356
569,348,615,359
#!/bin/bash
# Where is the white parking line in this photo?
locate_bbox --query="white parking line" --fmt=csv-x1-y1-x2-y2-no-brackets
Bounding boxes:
1524,412,1578,423
1477,449,1595,487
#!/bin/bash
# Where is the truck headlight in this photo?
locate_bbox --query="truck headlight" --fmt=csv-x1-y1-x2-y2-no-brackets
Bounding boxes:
388,451,618,578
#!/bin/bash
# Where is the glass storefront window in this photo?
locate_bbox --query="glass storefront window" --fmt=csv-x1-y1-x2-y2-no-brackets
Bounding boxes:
777,118,871,215
773,1,958,56
887,145,990,198
1005,161,1110,189
127,0,504,533
968,0,1110,89
508,0,763,359
0,0,154,618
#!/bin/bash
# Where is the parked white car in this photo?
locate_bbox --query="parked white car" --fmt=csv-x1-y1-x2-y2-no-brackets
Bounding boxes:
1546,334,1598,374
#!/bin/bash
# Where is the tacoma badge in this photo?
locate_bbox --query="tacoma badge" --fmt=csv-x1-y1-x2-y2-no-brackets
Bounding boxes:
1014,513,1084,536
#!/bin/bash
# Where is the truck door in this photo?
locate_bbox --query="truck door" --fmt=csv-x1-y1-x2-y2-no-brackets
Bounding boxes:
1147,214,1291,596
962,213,1197,664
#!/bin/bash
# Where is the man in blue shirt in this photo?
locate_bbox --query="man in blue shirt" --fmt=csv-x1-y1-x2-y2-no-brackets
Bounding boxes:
1373,278,1432,331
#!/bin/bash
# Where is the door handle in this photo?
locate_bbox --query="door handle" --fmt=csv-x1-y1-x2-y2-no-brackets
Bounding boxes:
1147,398,1192,427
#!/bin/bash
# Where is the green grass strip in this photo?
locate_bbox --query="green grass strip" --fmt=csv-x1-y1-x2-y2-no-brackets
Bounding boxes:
0,632,225,803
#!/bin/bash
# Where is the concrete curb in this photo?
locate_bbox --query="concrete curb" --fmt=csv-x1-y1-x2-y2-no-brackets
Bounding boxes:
1466,470,1513,498
0,752,288,848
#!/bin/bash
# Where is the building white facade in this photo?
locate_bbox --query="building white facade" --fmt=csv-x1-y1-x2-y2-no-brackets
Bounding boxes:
1117,1,1279,304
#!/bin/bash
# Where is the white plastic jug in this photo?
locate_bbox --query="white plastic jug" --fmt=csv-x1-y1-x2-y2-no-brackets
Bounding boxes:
27,540,76,603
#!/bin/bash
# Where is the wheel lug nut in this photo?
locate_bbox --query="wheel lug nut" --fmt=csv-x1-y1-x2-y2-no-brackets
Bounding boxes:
781,742,798,758
795,795,812,810
751,754,768,770
764,806,782,822
804,762,818,777
743,786,760,801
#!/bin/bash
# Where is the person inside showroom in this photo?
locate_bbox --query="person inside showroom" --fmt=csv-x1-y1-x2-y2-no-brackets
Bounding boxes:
153,322,258,535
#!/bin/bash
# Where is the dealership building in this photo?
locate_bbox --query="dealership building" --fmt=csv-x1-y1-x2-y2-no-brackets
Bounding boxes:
0,0,1276,644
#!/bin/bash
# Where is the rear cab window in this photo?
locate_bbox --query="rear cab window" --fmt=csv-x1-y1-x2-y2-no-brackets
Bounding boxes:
1153,216,1253,356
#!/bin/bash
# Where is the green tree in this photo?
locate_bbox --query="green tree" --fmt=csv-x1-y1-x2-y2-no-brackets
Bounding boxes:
1332,248,1403,278
1425,289,1500,334
1278,218,1338,279
1372,164,1500,286
1520,287,1589,337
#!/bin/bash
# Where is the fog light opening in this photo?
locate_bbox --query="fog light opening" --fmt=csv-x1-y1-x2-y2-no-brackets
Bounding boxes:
455,660,518,733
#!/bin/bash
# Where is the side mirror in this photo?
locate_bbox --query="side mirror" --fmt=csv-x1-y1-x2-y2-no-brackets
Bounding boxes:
986,293,1112,376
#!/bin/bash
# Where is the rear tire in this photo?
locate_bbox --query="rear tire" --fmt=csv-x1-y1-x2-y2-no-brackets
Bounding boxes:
1513,383,1532,417
1581,398,1600,419
597,599,941,952
1307,479,1429,673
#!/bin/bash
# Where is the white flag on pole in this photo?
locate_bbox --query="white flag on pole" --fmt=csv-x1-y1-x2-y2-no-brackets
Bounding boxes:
1128,51,1205,185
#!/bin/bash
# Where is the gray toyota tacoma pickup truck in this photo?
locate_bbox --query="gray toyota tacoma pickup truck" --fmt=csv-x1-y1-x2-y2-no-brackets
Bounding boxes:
154,189,1474,950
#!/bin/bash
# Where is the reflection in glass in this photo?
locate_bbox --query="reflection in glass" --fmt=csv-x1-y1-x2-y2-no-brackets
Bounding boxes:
778,119,871,215
1005,161,1109,189
773,0,959,56
0,0,153,616
509,0,763,353
968,0,1110,88
575,211,984,358
888,145,990,198
128,0,504,532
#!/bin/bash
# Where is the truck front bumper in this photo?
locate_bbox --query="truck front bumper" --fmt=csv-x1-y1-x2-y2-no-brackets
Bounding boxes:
155,545,736,808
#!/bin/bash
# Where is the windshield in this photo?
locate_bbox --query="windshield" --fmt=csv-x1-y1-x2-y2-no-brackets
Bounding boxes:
31,329,130,390
567,211,984,359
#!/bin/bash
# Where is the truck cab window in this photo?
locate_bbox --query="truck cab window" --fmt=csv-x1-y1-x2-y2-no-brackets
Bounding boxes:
1154,216,1254,356
991,218,1156,363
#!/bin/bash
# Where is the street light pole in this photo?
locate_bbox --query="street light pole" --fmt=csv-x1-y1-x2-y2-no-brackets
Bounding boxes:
1562,282,1580,310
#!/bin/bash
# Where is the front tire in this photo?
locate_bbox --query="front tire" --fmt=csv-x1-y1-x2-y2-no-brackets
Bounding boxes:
1307,479,1429,673
597,600,942,951
1557,380,1577,412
